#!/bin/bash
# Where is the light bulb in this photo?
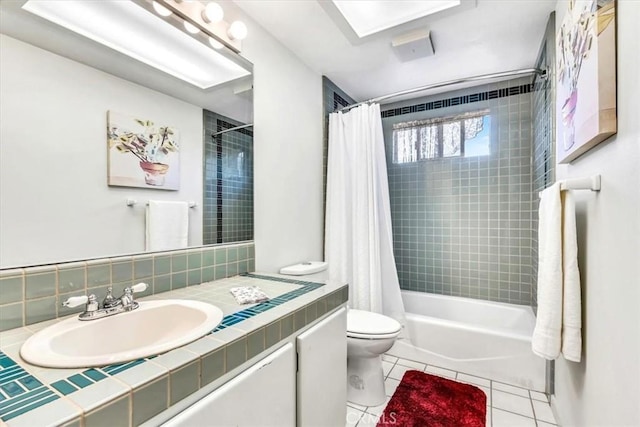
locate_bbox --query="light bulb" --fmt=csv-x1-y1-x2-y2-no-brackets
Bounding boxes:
208,37,224,50
202,2,224,23
228,21,247,41
183,21,200,34
152,1,172,17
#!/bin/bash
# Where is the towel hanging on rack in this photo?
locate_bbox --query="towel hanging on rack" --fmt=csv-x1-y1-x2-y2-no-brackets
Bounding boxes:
146,200,189,251
532,183,582,362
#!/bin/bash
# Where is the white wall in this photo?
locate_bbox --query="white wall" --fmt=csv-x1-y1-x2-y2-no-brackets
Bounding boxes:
0,35,203,268
552,1,640,425
233,7,324,272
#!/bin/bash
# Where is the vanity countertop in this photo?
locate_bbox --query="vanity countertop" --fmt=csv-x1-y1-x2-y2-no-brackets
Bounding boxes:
0,273,348,427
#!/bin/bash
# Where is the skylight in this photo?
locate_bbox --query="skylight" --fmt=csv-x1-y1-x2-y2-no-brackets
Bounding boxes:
22,1,250,89
331,0,461,38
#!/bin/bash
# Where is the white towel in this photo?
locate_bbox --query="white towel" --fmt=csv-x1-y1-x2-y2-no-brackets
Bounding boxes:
532,183,563,360
532,183,582,362
560,190,582,362
145,200,189,251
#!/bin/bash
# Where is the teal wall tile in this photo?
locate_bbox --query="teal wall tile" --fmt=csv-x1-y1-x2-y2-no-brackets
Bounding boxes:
214,265,227,280
171,253,187,272
154,255,171,276
227,248,238,263
187,269,201,286
202,249,215,267
25,268,56,299
57,266,86,294
247,328,265,359
187,251,202,269
154,275,171,294
0,275,23,305
225,338,247,372
265,321,280,348
133,376,168,426
171,272,187,289
202,267,215,283
293,308,307,331
134,257,153,279
25,296,57,325
111,260,133,284
170,361,199,405
214,248,226,265
86,262,111,287
201,349,225,386
85,395,130,427
227,262,239,277
0,302,23,331
280,314,294,338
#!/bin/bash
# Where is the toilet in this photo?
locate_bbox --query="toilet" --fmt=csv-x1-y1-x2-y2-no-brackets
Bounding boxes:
279,262,402,407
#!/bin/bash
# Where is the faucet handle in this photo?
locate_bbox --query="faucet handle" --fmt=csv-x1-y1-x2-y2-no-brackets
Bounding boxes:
130,283,149,294
62,295,88,308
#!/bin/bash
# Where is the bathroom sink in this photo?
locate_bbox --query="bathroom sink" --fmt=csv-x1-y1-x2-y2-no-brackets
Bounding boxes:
20,300,223,368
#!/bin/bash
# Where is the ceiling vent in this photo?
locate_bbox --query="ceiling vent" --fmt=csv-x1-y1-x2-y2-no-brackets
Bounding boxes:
392,30,435,62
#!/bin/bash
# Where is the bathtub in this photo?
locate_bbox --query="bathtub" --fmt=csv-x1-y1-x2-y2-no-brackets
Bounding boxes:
387,290,546,391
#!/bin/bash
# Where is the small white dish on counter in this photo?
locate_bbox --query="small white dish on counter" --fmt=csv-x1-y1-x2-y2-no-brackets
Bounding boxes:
20,299,223,368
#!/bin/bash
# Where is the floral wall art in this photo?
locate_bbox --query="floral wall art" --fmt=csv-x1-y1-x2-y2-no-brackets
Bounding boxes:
556,0,616,163
107,111,180,190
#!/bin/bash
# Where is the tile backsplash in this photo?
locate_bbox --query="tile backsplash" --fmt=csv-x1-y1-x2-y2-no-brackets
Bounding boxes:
0,242,255,332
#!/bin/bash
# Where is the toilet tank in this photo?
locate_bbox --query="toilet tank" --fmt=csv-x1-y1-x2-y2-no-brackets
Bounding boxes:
279,261,328,281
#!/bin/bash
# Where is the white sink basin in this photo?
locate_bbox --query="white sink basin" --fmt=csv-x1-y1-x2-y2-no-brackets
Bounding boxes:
20,300,223,368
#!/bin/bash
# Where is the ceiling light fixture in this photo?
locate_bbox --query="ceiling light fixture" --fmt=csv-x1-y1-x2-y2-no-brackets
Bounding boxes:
228,21,248,41
21,0,250,89
183,21,200,34
152,1,172,17
202,2,224,23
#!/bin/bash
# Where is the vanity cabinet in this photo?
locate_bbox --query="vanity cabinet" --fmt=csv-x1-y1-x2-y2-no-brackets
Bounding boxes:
162,343,296,427
297,307,347,427
161,307,347,427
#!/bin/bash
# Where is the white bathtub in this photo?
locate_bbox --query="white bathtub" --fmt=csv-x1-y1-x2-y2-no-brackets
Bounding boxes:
387,290,546,391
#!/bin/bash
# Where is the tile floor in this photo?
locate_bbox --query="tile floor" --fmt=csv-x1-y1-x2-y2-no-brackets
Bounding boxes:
346,354,557,427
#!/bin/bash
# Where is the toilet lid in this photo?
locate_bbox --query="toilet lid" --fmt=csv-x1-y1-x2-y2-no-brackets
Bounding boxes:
347,309,402,336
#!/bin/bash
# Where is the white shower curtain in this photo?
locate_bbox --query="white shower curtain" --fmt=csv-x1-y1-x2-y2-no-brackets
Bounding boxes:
325,103,406,326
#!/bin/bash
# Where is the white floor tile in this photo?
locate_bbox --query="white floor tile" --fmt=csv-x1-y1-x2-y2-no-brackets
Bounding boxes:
537,422,557,426
530,390,549,402
345,406,364,427
384,378,400,397
365,397,390,416
394,358,426,370
492,390,534,418
356,412,381,427
485,406,491,427
347,402,367,412
381,354,398,363
491,381,530,397
424,365,457,379
492,408,536,427
382,360,394,377
387,363,415,381
532,399,556,424
474,384,491,407
457,372,491,387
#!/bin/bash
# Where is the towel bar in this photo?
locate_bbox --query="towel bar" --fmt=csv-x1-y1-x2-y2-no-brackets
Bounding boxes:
538,175,601,198
126,198,197,208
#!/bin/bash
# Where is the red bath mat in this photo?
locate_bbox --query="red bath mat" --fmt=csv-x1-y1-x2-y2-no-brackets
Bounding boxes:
377,370,486,427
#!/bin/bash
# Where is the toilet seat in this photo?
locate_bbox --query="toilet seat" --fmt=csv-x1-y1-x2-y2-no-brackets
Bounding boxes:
347,309,401,340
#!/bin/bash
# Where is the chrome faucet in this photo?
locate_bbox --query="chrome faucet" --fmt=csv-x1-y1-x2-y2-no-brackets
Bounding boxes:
62,283,149,321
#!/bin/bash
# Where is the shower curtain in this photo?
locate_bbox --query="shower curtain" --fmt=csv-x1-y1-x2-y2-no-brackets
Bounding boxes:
325,103,406,327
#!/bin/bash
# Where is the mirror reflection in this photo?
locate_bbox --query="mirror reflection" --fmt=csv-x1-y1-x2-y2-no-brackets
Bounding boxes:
0,0,253,268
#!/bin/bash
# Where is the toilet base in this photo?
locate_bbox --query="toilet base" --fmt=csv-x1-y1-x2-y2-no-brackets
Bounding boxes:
347,355,386,407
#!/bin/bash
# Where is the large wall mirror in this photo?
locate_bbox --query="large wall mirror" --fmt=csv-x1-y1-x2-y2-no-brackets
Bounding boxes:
0,1,253,268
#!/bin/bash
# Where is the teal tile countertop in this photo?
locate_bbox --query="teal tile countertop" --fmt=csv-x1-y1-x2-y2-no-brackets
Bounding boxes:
0,273,348,427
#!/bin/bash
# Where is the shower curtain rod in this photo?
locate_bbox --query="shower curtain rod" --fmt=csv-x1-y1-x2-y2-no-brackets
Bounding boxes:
211,123,254,137
336,68,546,113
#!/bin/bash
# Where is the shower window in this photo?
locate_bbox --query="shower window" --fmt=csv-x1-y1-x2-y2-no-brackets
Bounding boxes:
392,110,491,163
